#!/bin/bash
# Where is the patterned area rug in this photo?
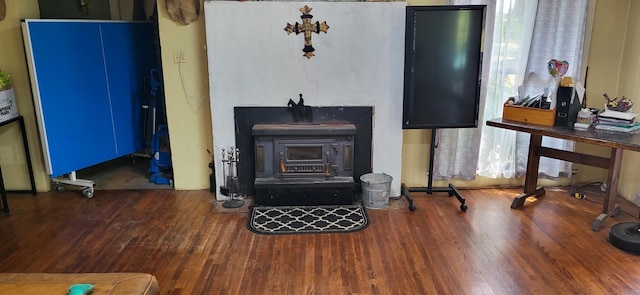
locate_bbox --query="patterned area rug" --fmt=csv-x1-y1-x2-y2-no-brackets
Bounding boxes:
247,204,369,235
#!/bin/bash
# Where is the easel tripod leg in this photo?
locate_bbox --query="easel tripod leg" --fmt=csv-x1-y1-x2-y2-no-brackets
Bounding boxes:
447,184,467,211
401,183,416,211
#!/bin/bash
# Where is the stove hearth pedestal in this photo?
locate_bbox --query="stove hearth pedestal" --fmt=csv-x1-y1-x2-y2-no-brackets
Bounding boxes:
252,123,356,206
254,177,354,206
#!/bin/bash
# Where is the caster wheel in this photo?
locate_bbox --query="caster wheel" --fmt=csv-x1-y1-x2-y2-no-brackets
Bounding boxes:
460,204,468,211
82,188,94,199
53,183,64,192
409,204,417,211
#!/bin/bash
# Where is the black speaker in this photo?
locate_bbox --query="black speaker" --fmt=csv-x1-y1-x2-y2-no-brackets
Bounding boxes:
554,86,581,128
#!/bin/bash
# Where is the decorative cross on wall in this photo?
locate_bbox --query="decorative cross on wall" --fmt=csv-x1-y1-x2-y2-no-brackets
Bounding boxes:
284,5,329,59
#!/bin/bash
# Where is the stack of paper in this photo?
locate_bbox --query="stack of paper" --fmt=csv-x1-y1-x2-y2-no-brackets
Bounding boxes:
598,108,637,120
595,122,640,133
596,109,640,132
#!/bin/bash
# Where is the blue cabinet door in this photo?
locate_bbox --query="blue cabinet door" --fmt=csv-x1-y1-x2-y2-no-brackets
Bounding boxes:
101,22,157,156
26,21,117,177
24,20,156,177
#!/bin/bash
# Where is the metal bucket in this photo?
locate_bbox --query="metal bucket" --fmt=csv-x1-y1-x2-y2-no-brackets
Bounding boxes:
360,173,392,209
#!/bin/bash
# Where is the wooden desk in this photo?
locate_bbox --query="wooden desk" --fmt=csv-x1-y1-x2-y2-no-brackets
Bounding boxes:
486,118,640,231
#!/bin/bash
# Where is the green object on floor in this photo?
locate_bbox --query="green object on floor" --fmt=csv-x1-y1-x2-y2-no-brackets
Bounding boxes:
68,283,95,295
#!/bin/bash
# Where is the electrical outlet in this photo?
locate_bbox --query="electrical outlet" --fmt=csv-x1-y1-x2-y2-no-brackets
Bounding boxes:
173,50,187,63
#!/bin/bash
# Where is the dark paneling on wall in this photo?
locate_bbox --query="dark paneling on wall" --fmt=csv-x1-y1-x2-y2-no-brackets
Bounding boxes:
38,0,111,19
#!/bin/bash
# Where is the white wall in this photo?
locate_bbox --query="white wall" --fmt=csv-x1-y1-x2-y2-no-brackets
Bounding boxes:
205,1,406,198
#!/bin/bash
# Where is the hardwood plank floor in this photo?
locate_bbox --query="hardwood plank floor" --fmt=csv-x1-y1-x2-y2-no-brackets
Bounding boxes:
77,155,173,190
1,187,640,294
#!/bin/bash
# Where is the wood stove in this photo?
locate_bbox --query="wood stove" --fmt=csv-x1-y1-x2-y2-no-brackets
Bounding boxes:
252,123,356,205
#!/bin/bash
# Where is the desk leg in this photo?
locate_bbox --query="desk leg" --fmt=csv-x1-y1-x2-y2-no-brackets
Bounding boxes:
593,204,621,232
511,134,545,209
591,148,623,232
511,188,546,209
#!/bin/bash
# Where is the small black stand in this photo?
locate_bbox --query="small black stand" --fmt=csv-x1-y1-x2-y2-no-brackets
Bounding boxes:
220,147,244,209
222,176,244,209
400,128,468,212
222,197,244,209
0,116,37,213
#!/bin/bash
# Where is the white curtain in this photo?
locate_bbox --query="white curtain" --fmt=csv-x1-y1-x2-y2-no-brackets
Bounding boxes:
476,0,540,179
515,0,589,179
433,0,496,180
437,0,588,181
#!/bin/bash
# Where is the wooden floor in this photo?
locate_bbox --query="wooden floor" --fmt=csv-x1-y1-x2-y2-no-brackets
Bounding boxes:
77,155,173,190
1,187,640,294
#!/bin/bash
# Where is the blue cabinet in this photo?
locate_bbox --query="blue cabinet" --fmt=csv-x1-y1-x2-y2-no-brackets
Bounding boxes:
23,20,157,177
